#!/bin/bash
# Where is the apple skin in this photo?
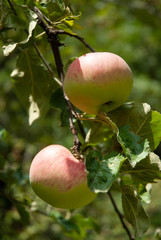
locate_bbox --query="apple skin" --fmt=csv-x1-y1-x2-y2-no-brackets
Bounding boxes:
64,52,133,114
29,145,97,209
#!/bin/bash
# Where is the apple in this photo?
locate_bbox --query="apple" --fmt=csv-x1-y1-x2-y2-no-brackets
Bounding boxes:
64,52,133,114
29,144,97,209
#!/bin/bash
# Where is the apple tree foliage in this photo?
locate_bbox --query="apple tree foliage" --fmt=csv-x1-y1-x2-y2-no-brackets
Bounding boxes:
0,0,161,240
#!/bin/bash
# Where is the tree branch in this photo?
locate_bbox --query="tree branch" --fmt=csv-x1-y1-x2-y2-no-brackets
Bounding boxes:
108,191,135,240
33,42,62,87
54,30,95,52
33,6,82,153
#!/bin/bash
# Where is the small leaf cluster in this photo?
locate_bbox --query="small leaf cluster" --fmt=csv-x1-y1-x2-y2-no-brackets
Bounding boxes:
84,102,161,238
0,0,81,125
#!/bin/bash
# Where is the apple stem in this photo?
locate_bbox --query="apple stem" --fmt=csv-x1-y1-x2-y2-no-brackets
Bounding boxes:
98,112,119,134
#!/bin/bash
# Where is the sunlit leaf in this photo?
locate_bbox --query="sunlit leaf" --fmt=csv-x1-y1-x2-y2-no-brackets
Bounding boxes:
64,19,82,30
108,102,161,151
2,6,37,56
138,183,152,204
86,151,125,193
56,23,76,35
28,95,40,125
3,43,17,56
119,124,150,167
69,12,82,21
131,152,161,184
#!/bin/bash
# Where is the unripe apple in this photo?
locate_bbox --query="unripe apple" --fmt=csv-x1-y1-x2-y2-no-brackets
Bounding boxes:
29,145,97,209
64,52,133,114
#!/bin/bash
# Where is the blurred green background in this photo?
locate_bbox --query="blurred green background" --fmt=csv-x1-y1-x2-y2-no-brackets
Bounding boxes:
0,0,161,239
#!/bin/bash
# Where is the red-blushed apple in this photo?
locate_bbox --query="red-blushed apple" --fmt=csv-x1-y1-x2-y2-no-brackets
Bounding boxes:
29,145,97,209
64,52,133,114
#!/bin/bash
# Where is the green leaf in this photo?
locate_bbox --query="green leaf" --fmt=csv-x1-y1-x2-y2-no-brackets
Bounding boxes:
121,185,150,238
56,23,76,35
0,0,9,23
121,173,133,186
3,4,26,29
86,151,125,193
108,102,161,151
47,1,64,21
56,0,66,11
11,49,55,125
149,110,161,150
64,19,82,30
69,12,82,21
86,150,102,170
12,0,25,4
131,152,161,184
2,6,37,56
119,125,150,167
50,88,69,127
85,121,114,148
138,183,152,204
